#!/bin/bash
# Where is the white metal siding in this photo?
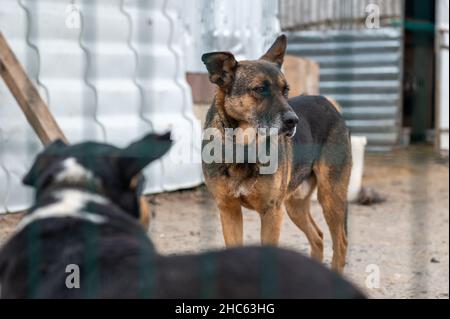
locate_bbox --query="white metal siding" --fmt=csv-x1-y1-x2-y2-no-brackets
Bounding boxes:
182,0,281,73
436,0,449,152
0,0,203,213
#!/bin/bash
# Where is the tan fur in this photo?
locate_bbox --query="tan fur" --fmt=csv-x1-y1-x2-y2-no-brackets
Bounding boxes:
139,196,150,229
130,175,151,229
225,95,257,124
325,96,342,114
285,176,324,261
313,162,350,272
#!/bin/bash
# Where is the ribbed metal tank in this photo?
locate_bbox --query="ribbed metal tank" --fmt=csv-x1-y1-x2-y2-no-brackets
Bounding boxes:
181,0,281,73
0,0,203,212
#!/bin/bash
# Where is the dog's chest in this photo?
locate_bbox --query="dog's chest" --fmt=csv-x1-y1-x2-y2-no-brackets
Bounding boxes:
227,165,258,198
226,165,284,211
232,180,259,210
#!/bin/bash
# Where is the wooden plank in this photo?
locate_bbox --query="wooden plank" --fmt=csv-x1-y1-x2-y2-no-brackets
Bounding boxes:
283,55,320,97
0,32,68,146
186,72,216,105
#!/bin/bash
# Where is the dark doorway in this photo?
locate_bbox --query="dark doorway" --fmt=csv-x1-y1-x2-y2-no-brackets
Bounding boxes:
403,0,436,143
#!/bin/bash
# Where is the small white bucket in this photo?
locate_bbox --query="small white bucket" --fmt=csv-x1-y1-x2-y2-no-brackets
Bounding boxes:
312,135,367,202
347,136,367,202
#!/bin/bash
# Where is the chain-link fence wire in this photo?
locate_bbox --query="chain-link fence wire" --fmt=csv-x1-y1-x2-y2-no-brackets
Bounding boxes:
0,0,446,298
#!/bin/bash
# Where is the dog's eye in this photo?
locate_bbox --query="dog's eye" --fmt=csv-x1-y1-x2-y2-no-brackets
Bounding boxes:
283,86,290,97
252,86,268,96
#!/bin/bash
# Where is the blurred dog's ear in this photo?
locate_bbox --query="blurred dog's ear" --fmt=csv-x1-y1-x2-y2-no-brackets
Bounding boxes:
260,35,287,68
22,139,67,187
118,132,172,184
202,52,238,90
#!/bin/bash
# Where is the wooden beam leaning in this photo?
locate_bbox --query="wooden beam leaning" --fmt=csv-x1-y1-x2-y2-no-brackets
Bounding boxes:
0,32,68,146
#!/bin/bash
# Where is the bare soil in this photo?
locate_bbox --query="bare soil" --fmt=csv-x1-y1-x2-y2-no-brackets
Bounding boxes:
1,146,448,299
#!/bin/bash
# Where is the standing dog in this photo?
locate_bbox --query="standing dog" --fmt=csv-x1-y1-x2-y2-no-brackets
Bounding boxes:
202,35,352,271
0,134,363,298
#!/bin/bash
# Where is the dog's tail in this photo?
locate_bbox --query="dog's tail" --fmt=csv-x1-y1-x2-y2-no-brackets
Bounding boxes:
325,96,342,114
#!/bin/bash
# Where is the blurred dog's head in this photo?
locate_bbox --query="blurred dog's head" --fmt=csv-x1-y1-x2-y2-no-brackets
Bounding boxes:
202,35,298,139
22,133,172,227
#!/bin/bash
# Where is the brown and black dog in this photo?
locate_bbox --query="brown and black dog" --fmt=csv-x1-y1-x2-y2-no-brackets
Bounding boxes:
201,35,352,272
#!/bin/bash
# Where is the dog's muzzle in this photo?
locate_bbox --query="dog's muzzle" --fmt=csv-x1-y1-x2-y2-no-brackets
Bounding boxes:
281,111,298,138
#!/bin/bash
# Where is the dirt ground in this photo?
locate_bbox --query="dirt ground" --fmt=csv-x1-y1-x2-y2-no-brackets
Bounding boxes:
0,146,448,299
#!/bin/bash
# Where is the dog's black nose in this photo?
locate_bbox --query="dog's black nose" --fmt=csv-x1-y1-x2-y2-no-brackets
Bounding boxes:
282,112,299,131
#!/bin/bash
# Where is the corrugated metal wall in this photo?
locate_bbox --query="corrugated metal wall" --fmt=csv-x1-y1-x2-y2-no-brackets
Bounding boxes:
181,0,281,73
0,0,203,213
436,0,449,152
279,0,403,31
286,28,403,151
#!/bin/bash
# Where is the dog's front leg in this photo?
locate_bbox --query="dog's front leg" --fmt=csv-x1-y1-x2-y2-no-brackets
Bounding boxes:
260,206,284,246
217,199,243,247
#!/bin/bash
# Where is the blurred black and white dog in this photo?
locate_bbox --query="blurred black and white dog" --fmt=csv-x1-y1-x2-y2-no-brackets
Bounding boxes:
0,133,364,299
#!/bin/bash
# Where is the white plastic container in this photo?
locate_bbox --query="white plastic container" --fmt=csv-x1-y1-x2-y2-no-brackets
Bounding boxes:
347,136,368,202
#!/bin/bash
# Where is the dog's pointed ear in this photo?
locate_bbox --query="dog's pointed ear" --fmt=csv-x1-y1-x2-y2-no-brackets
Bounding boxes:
201,52,238,89
118,132,172,184
260,35,287,68
22,139,67,187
